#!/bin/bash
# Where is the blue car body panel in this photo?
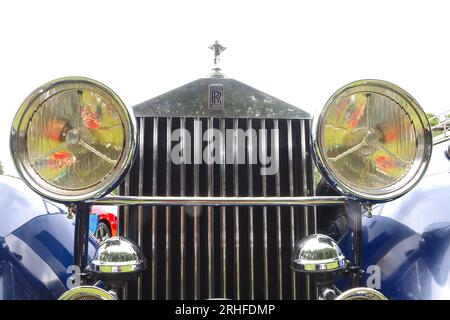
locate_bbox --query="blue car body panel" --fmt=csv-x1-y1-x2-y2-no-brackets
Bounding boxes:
0,176,98,300
340,141,450,299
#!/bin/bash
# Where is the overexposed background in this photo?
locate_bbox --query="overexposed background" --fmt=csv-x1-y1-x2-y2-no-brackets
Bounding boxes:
1,0,449,175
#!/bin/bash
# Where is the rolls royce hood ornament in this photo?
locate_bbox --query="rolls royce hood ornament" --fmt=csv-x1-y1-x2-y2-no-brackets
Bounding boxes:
208,40,226,79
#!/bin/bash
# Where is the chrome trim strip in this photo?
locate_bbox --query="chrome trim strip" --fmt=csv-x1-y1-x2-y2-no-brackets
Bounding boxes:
220,118,227,298
90,195,347,206
193,118,201,299
261,119,269,300
123,175,130,299
287,119,296,300
151,117,159,300
300,119,310,300
137,117,145,300
180,117,186,300
207,118,214,299
300,120,309,234
123,177,130,237
233,118,240,299
274,119,282,299
247,118,255,300
309,119,318,235
165,117,172,299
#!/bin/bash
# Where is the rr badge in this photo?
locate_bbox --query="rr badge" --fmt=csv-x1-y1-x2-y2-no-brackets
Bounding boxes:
209,84,224,110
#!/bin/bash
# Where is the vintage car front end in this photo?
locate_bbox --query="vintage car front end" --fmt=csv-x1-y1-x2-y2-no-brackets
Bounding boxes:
8,48,433,300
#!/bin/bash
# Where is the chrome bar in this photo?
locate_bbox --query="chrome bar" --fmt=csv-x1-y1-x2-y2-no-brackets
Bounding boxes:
287,120,296,300
123,177,130,237
123,175,130,299
274,119,282,299
137,117,145,300
300,120,310,232
309,120,318,235
151,117,159,300
261,119,269,300
89,195,347,207
207,118,214,299
300,119,310,299
247,118,255,300
193,118,201,299
233,118,240,299
165,117,172,300
180,118,186,300
220,118,227,298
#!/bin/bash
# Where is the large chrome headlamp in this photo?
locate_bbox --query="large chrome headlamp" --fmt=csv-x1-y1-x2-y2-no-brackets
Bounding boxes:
10,77,136,202
313,80,432,202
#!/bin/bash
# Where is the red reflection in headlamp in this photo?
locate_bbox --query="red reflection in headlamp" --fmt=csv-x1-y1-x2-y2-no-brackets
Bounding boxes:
82,107,100,129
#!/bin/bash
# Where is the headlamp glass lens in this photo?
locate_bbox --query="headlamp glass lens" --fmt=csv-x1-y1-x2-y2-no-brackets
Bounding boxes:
27,88,125,190
321,91,417,193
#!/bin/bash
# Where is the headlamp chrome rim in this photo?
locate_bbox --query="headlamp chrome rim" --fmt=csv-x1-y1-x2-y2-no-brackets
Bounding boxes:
336,287,388,300
58,286,116,300
312,79,432,203
10,77,136,203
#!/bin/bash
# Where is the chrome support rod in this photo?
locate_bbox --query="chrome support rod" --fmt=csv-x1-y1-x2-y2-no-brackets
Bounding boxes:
220,118,227,298
151,117,159,300
123,176,130,299
274,119,283,299
287,120,296,300
233,118,240,299
300,120,309,234
89,195,347,207
207,118,214,299
137,117,145,300
247,118,255,300
308,119,319,299
165,118,172,300
180,118,186,300
300,120,311,300
261,119,269,300
193,118,201,299
123,176,130,237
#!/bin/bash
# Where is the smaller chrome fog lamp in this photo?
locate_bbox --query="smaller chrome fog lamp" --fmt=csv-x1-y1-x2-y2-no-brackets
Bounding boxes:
291,234,346,273
58,286,116,300
90,236,146,286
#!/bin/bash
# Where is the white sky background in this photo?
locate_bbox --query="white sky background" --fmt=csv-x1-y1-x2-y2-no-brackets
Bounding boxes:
1,0,449,175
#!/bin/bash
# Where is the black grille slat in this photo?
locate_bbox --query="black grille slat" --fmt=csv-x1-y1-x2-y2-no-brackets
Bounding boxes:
119,117,314,300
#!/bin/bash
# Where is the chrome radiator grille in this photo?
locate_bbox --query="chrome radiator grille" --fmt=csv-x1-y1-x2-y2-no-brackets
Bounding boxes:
118,117,315,300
